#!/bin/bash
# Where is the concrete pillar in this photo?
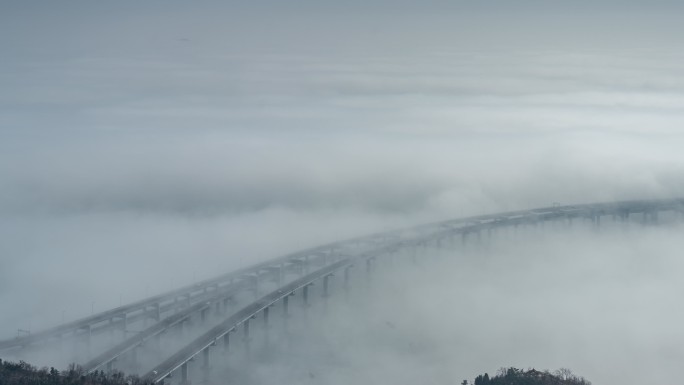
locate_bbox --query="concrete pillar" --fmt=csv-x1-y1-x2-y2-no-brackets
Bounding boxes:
222,296,234,312
276,265,283,286
283,295,290,317
117,314,128,339
108,318,115,339
344,266,352,289
304,256,311,274
106,361,113,373
180,362,188,384
303,284,310,307
152,333,161,352
323,274,331,298
80,325,92,359
152,303,161,322
243,319,252,356
223,332,230,354
251,274,260,299
178,319,186,337
243,320,251,340
263,307,270,329
201,308,209,323
130,345,138,371
202,348,210,368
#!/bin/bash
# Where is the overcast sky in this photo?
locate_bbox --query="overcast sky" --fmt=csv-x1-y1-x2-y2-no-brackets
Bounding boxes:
1,1,684,384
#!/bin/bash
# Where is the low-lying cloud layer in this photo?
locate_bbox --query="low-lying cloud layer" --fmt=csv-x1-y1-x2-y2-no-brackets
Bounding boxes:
1,2,684,384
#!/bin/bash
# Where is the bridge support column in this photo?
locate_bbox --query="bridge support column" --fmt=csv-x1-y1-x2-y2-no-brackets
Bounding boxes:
115,314,127,339
303,284,311,307
222,296,235,313
263,307,270,329
130,345,138,371
323,274,332,298
344,265,352,289
275,265,284,287
283,295,290,317
79,325,92,359
201,307,209,323
180,362,188,385
178,319,186,337
304,256,311,274
202,348,210,369
108,318,115,339
243,318,252,356
223,332,230,354
250,274,260,299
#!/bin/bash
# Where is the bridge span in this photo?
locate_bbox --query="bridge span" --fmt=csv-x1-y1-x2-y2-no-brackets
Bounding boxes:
1,198,682,383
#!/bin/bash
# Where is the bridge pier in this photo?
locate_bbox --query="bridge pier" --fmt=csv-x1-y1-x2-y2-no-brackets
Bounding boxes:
344,265,352,289
323,274,332,298
114,313,127,339
78,325,92,360
249,274,260,299
222,296,235,313
263,307,270,329
283,294,290,317
302,284,311,307
223,332,231,354
180,362,189,385
177,319,186,338
243,317,253,356
202,347,210,369
365,258,374,287
129,345,138,371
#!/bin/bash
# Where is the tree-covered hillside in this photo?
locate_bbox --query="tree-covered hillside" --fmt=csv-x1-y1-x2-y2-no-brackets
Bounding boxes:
0,359,150,385
469,367,591,385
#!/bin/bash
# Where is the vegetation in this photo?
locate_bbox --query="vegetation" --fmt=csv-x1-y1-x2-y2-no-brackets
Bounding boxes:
0,358,151,385
467,367,591,385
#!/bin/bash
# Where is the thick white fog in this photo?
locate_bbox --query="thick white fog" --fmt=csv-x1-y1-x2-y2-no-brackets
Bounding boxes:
1,1,684,384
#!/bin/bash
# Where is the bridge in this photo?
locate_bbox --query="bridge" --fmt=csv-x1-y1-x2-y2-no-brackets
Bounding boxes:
1,198,682,384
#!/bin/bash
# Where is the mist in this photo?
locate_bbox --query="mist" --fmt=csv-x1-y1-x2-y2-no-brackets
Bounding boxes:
2,2,684,385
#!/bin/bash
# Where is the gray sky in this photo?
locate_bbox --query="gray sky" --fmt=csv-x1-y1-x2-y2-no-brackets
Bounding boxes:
1,1,684,384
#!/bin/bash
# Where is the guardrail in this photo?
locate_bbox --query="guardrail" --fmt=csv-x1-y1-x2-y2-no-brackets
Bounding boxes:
142,259,353,384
